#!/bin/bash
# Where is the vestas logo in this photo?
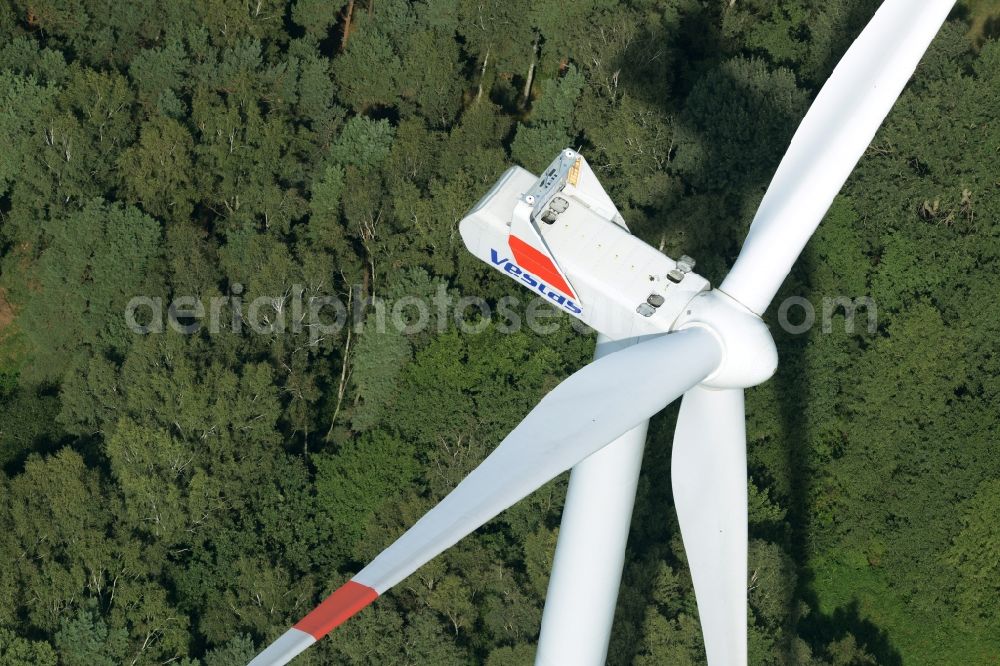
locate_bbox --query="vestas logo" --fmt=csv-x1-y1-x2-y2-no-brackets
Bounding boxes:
490,250,583,315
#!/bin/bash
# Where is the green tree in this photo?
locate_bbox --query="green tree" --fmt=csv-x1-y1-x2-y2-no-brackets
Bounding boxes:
20,199,163,382
0,72,56,199
54,603,130,666
0,627,58,666
511,65,585,173
314,431,420,560
118,116,196,221
945,479,1000,628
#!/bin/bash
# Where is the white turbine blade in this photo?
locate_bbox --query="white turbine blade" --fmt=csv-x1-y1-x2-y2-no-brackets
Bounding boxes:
536,334,649,666
251,328,723,666
720,0,954,315
672,385,747,666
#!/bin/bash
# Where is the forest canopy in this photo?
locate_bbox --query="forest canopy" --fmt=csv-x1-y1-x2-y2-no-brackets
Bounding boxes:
0,0,998,664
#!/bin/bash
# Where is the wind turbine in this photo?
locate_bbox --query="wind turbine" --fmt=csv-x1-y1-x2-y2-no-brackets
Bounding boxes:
250,1,955,664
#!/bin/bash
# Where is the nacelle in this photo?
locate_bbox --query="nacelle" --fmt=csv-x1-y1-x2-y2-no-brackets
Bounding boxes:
460,149,709,341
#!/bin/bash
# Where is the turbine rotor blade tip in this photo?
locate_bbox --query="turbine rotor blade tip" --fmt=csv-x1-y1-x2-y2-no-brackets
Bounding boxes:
294,580,379,639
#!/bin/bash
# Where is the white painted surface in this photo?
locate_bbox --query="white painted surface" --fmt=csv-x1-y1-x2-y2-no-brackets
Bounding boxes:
675,290,777,389
247,628,315,666
721,0,955,314
353,328,722,592
459,155,709,341
535,334,649,666
672,386,748,666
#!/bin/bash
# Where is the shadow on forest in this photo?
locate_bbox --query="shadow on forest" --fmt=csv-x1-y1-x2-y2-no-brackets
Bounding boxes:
771,257,902,665
0,383,79,475
602,2,904,664
800,599,903,666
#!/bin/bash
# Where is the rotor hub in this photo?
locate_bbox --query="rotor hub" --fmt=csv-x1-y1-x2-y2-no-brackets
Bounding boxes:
672,290,777,389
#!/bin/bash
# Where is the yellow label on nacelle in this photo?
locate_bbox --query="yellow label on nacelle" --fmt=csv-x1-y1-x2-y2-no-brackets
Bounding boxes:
567,158,581,187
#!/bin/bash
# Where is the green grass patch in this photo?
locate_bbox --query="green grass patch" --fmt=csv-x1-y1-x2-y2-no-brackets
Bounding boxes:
808,551,1000,665
0,321,29,376
960,0,1000,45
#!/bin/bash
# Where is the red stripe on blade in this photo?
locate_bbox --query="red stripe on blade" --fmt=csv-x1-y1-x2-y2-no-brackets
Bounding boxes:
508,236,576,298
293,581,378,640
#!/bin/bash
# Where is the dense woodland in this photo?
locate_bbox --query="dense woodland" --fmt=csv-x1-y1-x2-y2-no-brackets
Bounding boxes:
0,0,998,664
